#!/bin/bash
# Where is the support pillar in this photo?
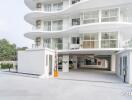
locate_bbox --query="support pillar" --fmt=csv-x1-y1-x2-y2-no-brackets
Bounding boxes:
111,54,116,72
62,55,69,72
73,56,78,69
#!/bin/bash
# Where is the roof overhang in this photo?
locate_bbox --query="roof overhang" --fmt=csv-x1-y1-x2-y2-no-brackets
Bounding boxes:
58,48,122,55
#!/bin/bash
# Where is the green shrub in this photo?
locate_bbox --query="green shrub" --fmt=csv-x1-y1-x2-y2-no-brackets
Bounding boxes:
0,63,13,71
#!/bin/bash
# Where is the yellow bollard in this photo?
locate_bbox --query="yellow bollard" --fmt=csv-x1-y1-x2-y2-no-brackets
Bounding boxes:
54,70,59,77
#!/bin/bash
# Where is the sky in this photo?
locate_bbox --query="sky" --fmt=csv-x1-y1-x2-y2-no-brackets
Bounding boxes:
0,0,33,48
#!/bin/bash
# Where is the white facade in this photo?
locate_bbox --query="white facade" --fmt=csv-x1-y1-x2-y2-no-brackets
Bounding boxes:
18,48,55,78
24,0,132,83
116,50,132,83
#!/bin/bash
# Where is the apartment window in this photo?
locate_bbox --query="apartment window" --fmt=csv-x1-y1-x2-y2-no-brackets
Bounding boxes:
57,38,63,50
101,32,118,48
36,3,42,9
82,11,99,24
72,0,80,4
53,2,63,11
36,37,41,46
72,18,80,26
36,20,42,29
44,38,51,48
53,20,63,31
53,38,63,50
72,37,80,44
83,33,99,48
44,4,51,12
101,8,119,22
44,21,51,31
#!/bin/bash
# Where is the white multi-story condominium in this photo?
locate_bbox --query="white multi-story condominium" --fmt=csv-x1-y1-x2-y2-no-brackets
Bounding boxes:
23,0,132,83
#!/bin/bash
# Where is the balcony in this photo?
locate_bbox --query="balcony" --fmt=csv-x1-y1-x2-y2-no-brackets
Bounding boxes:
32,25,63,32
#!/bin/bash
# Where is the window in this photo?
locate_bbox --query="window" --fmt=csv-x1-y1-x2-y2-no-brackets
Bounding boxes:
72,18,80,26
44,21,51,31
82,11,99,24
36,37,41,46
54,38,63,50
101,32,118,48
36,3,42,9
44,39,51,48
72,0,80,4
52,20,63,31
123,56,127,68
83,33,99,48
36,20,42,29
44,4,51,12
101,8,119,22
72,37,80,44
44,2,63,12
53,2,63,11
120,57,122,75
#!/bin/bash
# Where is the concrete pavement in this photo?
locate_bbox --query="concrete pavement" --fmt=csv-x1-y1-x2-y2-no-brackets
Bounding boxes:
0,70,132,100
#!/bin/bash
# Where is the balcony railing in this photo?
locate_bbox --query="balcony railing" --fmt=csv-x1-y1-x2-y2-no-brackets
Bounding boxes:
32,25,63,31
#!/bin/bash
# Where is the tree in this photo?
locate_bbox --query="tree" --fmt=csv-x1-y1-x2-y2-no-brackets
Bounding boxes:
0,39,17,61
0,39,28,61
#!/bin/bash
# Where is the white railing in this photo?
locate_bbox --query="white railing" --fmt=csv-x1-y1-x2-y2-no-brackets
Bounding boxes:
70,44,80,49
32,25,63,31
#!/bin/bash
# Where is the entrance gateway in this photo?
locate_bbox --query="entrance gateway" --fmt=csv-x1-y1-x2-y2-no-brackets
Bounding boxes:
58,49,117,72
58,55,114,72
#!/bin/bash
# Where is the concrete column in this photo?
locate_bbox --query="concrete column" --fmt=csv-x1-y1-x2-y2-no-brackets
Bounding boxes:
40,37,44,48
62,55,69,72
99,32,101,48
99,9,102,23
73,56,78,69
111,54,116,72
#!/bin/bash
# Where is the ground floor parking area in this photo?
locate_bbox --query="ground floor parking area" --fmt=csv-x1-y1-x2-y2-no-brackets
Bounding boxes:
0,69,132,100
58,69,121,83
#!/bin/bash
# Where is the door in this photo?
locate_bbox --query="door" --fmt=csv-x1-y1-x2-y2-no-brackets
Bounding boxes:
49,55,53,75
123,56,127,82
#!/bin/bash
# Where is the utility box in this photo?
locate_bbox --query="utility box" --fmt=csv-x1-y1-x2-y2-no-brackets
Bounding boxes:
18,48,55,78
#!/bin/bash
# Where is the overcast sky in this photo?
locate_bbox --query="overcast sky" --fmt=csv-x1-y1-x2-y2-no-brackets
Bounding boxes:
0,0,33,48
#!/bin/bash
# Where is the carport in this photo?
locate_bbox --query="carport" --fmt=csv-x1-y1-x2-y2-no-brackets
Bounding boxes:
58,49,119,72
57,49,121,82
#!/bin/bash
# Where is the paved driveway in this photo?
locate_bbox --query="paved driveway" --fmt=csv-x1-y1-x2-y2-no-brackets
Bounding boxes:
0,70,132,100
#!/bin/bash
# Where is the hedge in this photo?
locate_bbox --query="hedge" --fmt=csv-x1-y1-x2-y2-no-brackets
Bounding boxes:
0,63,13,70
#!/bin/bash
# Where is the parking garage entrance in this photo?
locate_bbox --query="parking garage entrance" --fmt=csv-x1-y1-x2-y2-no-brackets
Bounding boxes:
58,54,115,72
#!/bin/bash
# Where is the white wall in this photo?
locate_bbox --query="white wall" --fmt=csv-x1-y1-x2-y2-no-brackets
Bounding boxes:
111,54,116,72
129,51,132,84
116,50,131,84
63,17,70,29
63,0,69,8
44,49,55,78
62,55,69,72
63,37,69,49
18,49,55,77
79,56,108,69
18,49,45,75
